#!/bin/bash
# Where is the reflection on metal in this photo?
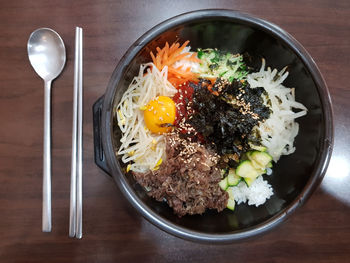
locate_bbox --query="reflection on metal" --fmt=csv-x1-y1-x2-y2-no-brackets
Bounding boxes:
321,155,350,205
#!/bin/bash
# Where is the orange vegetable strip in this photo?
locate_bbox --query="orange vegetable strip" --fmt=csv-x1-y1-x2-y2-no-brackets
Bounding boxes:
207,84,218,96
168,51,200,66
156,52,161,69
168,67,196,78
169,69,194,78
166,53,189,66
159,48,165,65
208,77,217,84
150,51,156,65
190,52,201,62
172,42,180,51
167,42,188,62
162,52,167,65
150,40,203,86
163,42,169,61
168,41,189,61
168,43,177,55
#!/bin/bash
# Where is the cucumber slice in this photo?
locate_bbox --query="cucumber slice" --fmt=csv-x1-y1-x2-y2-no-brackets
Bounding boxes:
227,199,235,211
243,176,256,187
247,151,264,170
251,160,264,170
227,169,241,186
249,142,267,152
246,151,253,160
236,160,259,179
219,176,228,190
251,151,273,167
226,188,235,211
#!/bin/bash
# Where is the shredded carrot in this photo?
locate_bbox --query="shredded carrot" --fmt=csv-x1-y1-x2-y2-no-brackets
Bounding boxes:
207,77,217,84
207,85,216,96
201,78,219,96
150,41,201,87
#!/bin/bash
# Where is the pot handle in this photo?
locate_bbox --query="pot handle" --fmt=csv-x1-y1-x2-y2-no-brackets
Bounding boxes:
93,96,111,176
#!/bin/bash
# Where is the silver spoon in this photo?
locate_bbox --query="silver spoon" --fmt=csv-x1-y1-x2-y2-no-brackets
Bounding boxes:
27,28,66,232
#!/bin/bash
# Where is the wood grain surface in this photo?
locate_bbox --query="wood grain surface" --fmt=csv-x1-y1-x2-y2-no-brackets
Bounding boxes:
0,0,349,262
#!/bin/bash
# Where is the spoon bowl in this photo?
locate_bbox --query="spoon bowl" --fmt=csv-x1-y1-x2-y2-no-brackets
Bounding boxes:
27,28,66,232
28,28,66,81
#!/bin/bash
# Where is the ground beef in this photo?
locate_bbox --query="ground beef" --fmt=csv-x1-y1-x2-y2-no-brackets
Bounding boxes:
133,133,228,217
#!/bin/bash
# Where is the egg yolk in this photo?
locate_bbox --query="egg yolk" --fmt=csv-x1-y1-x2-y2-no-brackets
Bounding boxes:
143,96,176,134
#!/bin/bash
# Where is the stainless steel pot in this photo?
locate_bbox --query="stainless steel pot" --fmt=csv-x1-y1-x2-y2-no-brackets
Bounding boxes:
93,9,333,243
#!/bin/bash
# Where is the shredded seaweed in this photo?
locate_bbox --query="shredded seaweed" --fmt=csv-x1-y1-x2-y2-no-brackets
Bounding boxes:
187,79,270,161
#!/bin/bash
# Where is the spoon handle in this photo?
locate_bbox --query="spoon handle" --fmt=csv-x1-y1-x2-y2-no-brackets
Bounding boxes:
43,80,52,232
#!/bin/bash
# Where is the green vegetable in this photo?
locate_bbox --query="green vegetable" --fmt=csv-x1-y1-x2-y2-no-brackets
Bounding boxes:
210,50,220,63
237,150,273,186
243,177,256,187
197,49,204,59
226,188,235,211
219,70,228,77
250,151,272,168
219,176,229,190
227,169,241,186
196,48,248,82
236,160,260,180
249,142,267,152
224,150,272,209
209,63,219,70
246,151,265,171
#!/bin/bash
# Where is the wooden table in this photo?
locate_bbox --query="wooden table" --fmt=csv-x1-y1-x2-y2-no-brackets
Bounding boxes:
1,0,349,262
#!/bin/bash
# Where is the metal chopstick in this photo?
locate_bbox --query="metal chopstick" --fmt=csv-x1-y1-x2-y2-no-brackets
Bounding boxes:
76,27,83,239
69,26,83,239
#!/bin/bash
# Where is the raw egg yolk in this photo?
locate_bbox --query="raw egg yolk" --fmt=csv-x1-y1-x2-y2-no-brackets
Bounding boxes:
144,96,176,134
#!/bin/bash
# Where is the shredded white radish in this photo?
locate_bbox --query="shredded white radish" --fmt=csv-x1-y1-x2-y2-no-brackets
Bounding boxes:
247,59,307,161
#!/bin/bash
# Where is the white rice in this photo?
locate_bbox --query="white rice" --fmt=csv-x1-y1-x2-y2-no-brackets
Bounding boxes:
230,176,273,206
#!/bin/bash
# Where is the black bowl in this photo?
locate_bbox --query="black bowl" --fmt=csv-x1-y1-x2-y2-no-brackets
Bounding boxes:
93,9,333,243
